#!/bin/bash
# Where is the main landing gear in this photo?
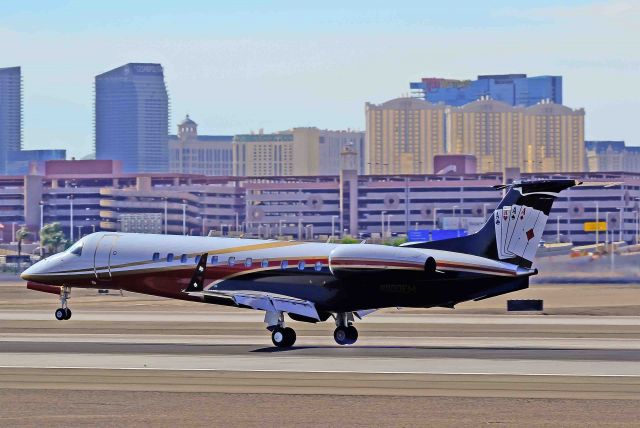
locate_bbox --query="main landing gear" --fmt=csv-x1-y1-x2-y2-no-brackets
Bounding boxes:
333,312,358,345
54,286,72,321
265,311,297,348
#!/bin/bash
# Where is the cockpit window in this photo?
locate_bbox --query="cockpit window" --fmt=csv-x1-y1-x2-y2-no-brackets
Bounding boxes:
67,241,83,256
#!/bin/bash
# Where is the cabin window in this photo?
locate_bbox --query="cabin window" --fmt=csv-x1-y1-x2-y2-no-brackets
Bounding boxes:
228,257,236,266
261,259,269,268
297,261,305,270
210,255,218,264
167,253,174,262
314,261,323,271
280,260,288,269
152,252,160,262
180,254,188,263
245,258,253,267
194,255,200,264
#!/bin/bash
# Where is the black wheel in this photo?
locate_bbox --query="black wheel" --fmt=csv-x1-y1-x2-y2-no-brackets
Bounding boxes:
64,308,72,320
346,325,358,344
55,308,66,321
271,327,295,348
283,327,296,347
334,326,350,345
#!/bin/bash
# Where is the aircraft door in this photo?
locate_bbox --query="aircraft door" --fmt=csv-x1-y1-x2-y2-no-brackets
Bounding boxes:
94,234,118,280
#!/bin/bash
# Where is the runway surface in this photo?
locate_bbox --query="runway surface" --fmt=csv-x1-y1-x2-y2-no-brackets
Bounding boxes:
1,308,640,399
3,285,640,426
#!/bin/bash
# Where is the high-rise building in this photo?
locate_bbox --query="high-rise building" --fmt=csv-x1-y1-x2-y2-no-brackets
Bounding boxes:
410,74,562,107
318,129,365,175
95,63,169,173
0,66,22,174
585,141,640,173
232,127,362,177
446,99,585,173
169,115,233,176
365,97,446,174
6,149,66,175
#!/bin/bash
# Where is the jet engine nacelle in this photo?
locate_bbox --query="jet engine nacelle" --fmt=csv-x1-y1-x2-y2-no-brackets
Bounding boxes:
328,244,436,280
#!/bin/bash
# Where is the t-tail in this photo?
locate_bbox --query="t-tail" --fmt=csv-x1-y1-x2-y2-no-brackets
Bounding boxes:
402,179,580,268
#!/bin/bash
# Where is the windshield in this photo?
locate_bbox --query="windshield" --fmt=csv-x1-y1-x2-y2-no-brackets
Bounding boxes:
67,240,83,256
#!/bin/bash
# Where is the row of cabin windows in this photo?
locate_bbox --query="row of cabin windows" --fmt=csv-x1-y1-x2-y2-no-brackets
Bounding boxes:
151,252,323,271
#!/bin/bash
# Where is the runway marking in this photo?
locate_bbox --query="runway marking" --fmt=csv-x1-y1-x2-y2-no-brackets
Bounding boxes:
1,366,640,378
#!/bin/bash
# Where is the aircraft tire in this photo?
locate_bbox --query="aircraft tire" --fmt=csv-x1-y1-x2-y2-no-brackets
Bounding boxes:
55,308,66,321
346,325,358,344
333,326,351,345
271,327,296,348
64,308,72,320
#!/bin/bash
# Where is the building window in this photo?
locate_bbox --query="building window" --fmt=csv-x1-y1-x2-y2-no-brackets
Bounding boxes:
167,253,174,262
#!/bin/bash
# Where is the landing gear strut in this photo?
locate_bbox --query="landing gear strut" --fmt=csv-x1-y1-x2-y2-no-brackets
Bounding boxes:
55,286,72,321
334,312,358,345
265,311,296,348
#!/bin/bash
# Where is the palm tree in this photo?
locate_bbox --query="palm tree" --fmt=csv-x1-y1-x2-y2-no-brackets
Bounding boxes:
40,222,67,256
15,226,31,272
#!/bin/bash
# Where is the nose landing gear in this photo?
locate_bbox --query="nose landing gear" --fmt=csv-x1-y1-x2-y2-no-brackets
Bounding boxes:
54,286,72,321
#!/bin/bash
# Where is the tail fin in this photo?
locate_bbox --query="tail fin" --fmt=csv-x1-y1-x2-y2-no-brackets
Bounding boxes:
402,179,579,268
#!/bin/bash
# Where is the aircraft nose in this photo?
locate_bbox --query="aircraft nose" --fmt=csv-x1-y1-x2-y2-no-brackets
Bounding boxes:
21,261,42,281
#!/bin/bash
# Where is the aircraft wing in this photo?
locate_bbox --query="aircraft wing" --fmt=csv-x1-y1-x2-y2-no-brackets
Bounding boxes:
191,289,321,321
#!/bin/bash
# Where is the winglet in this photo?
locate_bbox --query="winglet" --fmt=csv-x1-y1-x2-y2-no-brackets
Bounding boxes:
185,253,208,293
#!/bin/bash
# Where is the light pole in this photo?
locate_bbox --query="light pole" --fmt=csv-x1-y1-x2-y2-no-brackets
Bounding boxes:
163,198,168,235
483,203,491,220
331,215,338,240
279,219,284,237
433,208,438,230
181,202,187,236
387,214,394,238
381,211,386,240
453,205,459,230
68,195,74,243
606,211,615,270
235,212,239,232
619,207,624,243
556,215,562,243
595,201,600,245
39,201,44,257
77,225,82,239
91,224,96,233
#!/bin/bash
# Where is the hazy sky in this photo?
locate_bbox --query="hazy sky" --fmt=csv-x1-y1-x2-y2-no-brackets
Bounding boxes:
1,0,638,158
